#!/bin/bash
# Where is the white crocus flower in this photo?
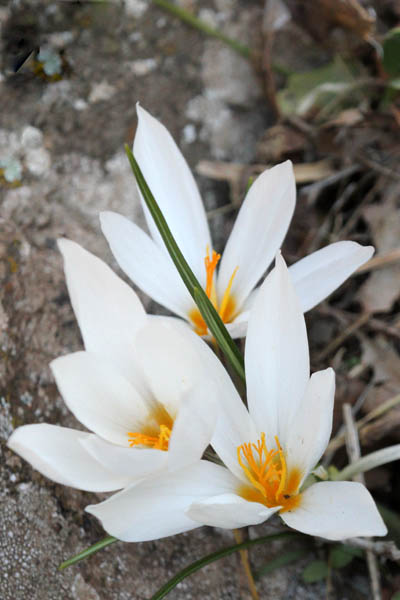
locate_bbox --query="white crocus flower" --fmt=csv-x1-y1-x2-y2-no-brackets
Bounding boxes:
7,240,222,494
100,105,374,339
87,253,386,542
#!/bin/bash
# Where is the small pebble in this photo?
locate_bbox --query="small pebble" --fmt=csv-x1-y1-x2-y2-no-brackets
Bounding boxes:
25,148,51,176
88,81,116,103
21,126,43,149
124,0,148,18
182,123,197,144
130,58,158,76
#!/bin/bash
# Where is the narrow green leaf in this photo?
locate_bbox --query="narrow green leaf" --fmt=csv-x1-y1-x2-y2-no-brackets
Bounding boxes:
124,145,245,383
276,56,355,116
150,532,299,600
255,548,307,580
383,27,400,77
302,560,329,583
152,0,251,60
194,287,245,382
59,536,117,570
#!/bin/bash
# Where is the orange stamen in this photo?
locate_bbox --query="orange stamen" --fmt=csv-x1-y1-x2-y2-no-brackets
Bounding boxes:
204,246,220,299
237,433,301,512
188,246,238,335
128,424,171,451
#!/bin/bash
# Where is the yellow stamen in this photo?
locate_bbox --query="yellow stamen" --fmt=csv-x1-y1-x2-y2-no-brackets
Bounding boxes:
128,424,171,451
219,266,239,322
237,433,301,513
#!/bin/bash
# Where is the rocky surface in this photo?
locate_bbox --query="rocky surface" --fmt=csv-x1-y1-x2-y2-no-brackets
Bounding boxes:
0,1,374,598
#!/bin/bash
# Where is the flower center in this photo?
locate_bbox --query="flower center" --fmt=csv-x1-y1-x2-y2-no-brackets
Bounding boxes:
127,405,173,451
237,433,301,513
189,246,238,336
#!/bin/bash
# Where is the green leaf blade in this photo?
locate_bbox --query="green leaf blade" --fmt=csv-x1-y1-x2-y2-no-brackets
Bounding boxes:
193,287,245,381
383,27,400,77
59,536,117,570
124,145,245,383
150,532,300,600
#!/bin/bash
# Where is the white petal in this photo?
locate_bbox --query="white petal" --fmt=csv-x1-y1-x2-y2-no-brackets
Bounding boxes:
211,399,258,484
285,368,335,483
136,318,229,417
217,161,296,311
51,352,149,446
224,311,249,339
134,105,211,282
188,494,278,529
140,319,258,482
100,211,194,318
86,460,238,542
245,253,309,446
168,382,218,472
81,434,167,479
289,242,374,312
58,238,148,393
281,481,387,540
7,424,131,491
222,289,258,339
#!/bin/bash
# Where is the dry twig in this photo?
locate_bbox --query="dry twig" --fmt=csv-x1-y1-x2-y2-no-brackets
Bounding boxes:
233,528,259,600
317,312,371,362
342,404,382,600
318,305,400,342
342,539,400,562
326,394,400,457
357,249,400,274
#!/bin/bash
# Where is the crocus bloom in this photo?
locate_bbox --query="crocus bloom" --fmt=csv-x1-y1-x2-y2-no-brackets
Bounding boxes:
100,105,374,338
7,240,221,494
86,253,386,543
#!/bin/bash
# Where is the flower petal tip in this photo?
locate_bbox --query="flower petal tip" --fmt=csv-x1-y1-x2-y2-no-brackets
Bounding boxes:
362,244,375,261
57,237,75,256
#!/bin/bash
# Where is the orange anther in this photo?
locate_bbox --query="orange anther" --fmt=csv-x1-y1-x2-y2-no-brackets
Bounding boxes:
128,424,171,451
237,433,301,512
204,247,220,299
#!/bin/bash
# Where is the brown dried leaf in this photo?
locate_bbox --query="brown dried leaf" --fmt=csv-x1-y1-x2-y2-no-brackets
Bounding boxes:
357,185,400,312
360,406,400,445
360,334,400,388
257,124,307,163
357,332,400,444
322,108,364,128
283,0,375,41
358,333,400,444
323,0,374,38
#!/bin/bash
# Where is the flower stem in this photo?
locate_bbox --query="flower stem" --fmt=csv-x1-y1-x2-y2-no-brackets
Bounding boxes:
150,531,299,600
